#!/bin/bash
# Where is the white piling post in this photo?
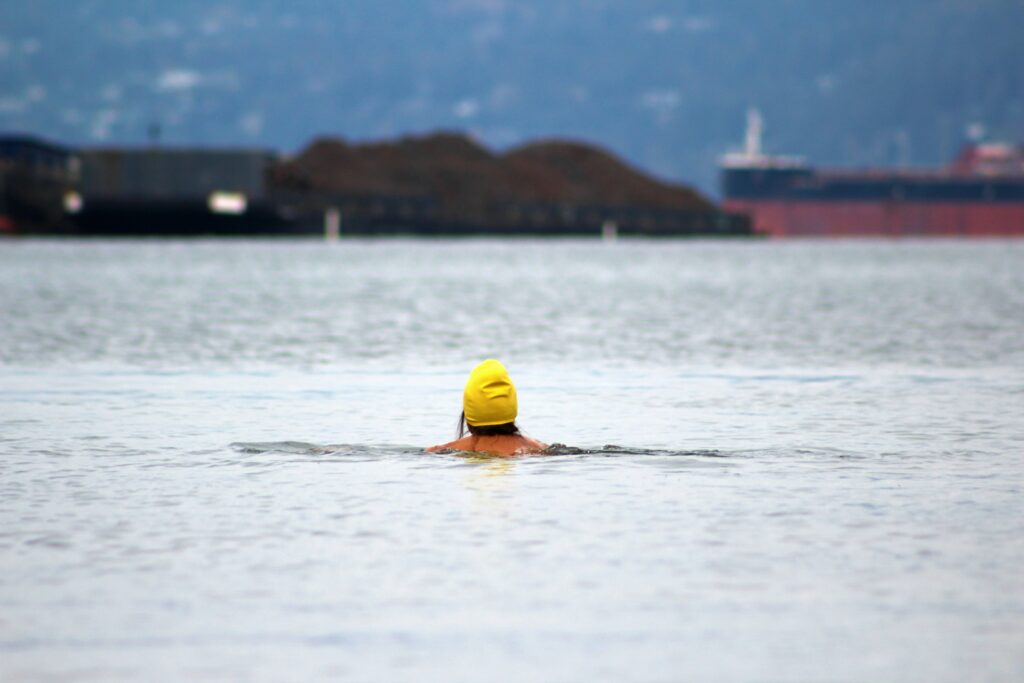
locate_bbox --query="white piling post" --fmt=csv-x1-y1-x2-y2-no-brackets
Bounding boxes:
325,207,341,241
601,219,618,241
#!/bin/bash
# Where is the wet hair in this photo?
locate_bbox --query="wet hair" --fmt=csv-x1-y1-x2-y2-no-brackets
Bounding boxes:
457,411,520,438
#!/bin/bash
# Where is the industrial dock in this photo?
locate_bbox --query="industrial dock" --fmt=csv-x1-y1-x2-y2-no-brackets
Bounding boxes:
0,133,751,238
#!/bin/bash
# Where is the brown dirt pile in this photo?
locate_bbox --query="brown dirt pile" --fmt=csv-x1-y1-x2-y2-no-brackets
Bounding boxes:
269,132,713,222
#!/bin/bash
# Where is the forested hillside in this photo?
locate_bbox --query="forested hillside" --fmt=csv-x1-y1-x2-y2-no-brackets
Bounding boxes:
2,0,1021,193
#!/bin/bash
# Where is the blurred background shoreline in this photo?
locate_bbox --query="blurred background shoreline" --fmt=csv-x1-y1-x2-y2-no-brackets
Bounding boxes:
2,1,1023,239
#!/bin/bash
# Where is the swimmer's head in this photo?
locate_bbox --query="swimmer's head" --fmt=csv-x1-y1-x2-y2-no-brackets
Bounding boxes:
463,359,518,427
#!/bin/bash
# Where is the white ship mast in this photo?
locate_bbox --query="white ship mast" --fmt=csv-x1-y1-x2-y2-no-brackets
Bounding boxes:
744,108,763,159
720,107,804,169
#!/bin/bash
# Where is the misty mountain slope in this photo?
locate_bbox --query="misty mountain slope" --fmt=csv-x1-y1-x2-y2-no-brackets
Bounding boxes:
1,0,1021,193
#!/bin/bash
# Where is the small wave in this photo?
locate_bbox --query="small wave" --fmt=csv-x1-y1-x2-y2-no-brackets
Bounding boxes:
228,442,422,458
230,441,338,455
230,441,729,461
588,444,727,458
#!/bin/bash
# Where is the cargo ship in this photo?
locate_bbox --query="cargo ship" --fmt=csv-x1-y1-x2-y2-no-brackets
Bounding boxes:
720,110,1024,237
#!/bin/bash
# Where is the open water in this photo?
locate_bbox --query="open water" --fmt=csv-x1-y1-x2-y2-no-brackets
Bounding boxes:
1,238,1023,682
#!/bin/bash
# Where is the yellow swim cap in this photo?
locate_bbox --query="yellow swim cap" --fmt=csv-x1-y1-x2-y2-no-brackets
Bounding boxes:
463,359,518,426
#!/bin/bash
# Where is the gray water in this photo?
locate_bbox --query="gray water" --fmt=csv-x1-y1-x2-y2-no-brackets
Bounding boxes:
1,239,1023,682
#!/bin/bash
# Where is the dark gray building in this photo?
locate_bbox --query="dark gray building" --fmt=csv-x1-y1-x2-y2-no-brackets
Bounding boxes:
0,134,77,232
66,147,304,236
79,147,275,200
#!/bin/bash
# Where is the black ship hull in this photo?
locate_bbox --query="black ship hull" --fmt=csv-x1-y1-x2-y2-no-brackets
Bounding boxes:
67,198,316,237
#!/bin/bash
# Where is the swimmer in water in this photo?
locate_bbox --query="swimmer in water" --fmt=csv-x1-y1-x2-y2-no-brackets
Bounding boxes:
426,359,548,456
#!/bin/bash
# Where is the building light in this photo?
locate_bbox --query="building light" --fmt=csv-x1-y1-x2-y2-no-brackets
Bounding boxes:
208,191,247,214
63,191,83,213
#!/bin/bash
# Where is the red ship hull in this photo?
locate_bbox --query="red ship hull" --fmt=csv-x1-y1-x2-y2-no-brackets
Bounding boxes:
723,199,1024,238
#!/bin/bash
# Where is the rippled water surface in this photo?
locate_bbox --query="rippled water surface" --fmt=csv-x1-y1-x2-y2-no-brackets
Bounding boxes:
2,239,1023,682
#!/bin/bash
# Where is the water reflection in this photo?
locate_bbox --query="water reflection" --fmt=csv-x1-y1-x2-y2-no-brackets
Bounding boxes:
462,456,517,517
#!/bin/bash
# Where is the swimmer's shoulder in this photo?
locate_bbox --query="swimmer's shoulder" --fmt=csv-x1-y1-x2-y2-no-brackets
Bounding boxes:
482,435,547,455
426,436,475,453
518,436,548,453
